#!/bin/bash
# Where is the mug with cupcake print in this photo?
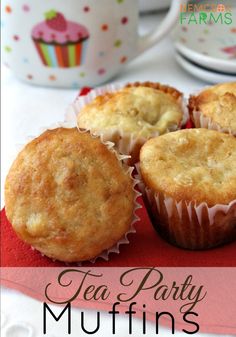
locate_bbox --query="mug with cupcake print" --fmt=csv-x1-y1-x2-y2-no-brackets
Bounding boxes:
31,10,89,69
2,0,181,88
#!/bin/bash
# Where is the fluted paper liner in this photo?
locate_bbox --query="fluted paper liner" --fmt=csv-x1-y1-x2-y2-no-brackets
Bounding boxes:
7,121,142,264
136,165,236,250
67,83,188,165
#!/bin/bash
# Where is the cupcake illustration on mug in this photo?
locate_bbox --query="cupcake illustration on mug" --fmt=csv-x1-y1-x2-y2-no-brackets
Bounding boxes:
31,10,89,68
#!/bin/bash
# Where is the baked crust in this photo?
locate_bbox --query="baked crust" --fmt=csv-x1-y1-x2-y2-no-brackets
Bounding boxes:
125,81,183,100
189,82,236,133
140,128,236,206
77,82,184,138
4,128,135,262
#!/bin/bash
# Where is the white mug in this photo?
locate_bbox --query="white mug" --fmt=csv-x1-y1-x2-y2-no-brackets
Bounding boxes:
2,0,180,88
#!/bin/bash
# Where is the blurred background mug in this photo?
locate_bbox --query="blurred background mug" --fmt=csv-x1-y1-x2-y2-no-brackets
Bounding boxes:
2,0,180,88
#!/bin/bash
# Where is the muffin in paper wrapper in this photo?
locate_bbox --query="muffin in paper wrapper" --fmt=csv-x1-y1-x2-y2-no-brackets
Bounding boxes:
67,82,188,165
136,164,236,250
191,109,236,136
6,120,142,264
188,86,236,136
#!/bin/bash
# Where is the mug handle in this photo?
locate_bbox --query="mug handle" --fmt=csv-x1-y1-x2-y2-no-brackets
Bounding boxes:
138,0,180,53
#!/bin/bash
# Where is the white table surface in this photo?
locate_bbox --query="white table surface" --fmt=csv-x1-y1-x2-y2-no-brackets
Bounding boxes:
1,11,230,337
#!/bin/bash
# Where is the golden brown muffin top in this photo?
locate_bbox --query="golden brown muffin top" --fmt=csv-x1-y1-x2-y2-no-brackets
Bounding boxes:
189,82,236,132
77,82,183,137
140,128,236,206
5,128,135,262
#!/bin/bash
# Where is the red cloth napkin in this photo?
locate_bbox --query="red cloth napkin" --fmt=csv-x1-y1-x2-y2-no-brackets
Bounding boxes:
1,87,236,267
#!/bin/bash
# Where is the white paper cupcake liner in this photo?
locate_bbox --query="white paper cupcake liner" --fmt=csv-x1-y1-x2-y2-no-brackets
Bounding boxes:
8,121,142,264
66,82,188,165
136,165,236,250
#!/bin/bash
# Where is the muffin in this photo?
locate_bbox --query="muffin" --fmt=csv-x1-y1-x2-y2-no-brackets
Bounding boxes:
4,128,136,262
31,10,89,68
140,128,236,250
189,82,236,136
76,82,185,164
